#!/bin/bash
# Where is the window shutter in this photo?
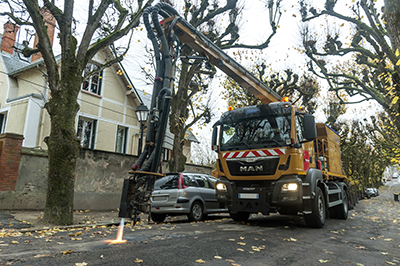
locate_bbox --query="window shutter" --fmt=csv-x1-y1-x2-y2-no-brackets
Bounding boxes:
97,70,103,95
123,127,128,154
91,120,97,149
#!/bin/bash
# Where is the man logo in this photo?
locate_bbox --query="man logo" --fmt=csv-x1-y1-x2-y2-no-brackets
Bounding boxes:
240,165,263,172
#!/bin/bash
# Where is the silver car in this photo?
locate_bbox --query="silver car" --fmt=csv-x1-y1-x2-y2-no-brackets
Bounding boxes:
150,173,227,222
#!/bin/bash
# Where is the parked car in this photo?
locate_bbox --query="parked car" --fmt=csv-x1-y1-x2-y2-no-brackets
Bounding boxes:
150,172,227,223
364,188,374,199
365,188,379,198
372,188,379,196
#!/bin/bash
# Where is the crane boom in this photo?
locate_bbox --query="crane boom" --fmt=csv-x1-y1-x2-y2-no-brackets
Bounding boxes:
119,3,282,222
162,17,282,104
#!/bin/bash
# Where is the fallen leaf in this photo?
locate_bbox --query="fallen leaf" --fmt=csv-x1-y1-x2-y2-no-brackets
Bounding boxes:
229,239,235,241
319,259,329,263
10,241,18,244
237,248,244,251
134,258,144,263
69,232,82,237
34,254,50,258
384,239,393,242
370,237,376,240
356,263,364,266
237,242,246,246
290,238,298,242
355,246,366,250
225,259,235,262
382,252,389,255
62,250,72,255
214,256,222,259
196,259,205,263
232,264,241,266
385,262,396,265
75,263,88,266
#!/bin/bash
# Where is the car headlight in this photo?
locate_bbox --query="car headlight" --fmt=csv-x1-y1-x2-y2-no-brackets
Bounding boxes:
281,183,298,192
216,183,227,192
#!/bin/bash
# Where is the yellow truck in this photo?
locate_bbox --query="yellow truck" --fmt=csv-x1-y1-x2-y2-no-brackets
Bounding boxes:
119,3,350,228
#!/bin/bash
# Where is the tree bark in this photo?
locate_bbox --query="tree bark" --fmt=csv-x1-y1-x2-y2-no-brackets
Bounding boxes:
384,0,400,51
42,74,81,225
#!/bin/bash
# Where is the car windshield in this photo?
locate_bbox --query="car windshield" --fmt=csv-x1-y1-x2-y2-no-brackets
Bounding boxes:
220,114,291,150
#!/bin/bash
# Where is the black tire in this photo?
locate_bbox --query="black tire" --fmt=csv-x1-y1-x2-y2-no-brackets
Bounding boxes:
188,201,204,222
230,211,250,222
333,190,349,220
150,213,166,223
304,187,326,228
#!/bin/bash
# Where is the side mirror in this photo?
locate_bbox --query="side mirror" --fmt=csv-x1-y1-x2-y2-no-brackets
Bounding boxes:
303,114,317,141
211,126,218,152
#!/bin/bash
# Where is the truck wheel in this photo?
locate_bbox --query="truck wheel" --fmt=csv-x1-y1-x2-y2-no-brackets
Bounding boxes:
150,213,166,223
334,190,349,220
304,187,325,228
230,212,250,222
188,201,204,222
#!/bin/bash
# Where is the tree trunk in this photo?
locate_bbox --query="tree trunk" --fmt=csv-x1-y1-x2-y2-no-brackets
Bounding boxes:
384,0,400,52
42,78,81,225
169,133,187,172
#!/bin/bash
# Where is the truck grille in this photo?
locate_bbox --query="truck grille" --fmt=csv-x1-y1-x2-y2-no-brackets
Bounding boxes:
227,158,279,176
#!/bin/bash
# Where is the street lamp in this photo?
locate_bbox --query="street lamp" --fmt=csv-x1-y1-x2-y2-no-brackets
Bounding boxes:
135,103,149,156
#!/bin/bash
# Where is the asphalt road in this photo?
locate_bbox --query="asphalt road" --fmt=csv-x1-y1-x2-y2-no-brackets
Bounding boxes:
1,185,400,266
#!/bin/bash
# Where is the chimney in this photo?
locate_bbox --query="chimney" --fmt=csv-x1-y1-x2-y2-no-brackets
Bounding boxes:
1,22,19,55
31,7,56,62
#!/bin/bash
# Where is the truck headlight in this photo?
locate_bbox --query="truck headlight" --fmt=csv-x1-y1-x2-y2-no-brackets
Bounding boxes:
216,183,227,192
281,183,298,192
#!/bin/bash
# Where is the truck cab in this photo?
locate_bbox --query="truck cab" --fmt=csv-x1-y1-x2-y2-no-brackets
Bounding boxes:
212,102,349,227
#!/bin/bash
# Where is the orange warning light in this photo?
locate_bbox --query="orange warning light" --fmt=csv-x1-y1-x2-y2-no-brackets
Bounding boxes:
282,97,289,102
228,106,234,111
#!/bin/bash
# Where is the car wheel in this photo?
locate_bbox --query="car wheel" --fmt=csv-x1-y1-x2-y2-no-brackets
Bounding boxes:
188,201,204,222
150,213,167,223
304,187,325,228
230,211,250,222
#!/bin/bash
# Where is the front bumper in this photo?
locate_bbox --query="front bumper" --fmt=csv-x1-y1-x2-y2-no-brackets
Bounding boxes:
216,176,303,214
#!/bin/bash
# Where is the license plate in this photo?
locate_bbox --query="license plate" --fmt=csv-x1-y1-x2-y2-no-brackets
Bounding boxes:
153,196,168,201
238,193,259,199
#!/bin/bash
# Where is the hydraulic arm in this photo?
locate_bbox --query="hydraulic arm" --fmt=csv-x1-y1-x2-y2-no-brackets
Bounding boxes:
119,2,281,221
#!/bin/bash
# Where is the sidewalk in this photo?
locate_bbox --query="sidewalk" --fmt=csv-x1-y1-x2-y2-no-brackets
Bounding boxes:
0,209,132,231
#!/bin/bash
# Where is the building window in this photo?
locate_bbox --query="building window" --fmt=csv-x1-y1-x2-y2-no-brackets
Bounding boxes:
82,62,103,95
77,116,97,149
0,113,6,134
115,126,128,153
162,148,171,161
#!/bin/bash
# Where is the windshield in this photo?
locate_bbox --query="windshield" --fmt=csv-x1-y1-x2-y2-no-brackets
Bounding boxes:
220,114,291,150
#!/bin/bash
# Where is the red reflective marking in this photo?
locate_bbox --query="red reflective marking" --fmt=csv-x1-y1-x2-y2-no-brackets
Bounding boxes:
223,153,230,159
232,152,240,158
263,150,273,156
242,151,250,157
275,149,284,155
252,151,261,157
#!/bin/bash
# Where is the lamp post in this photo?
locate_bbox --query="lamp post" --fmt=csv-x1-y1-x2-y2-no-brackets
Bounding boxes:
135,103,149,156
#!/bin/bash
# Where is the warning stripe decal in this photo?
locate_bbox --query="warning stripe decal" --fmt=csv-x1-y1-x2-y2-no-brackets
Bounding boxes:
223,149,285,159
